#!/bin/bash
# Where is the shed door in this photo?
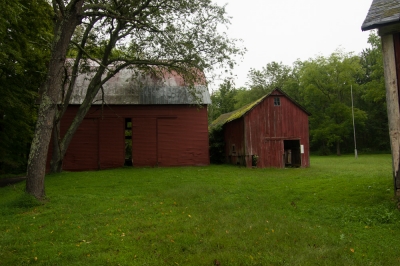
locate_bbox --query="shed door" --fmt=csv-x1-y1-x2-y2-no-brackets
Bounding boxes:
264,139,284,168
284,139,301,167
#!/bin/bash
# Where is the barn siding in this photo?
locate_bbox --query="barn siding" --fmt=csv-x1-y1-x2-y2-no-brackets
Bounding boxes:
223,118,245,165
99,118,125,169
132,117,157,166
49,104,209,171
157,115,209,166
63,118,99,171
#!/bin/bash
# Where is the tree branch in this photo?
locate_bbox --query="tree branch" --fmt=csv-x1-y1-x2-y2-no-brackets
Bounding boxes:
70,40,112,72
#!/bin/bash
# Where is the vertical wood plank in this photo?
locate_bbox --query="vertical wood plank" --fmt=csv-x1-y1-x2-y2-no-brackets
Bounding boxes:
381,34,400,205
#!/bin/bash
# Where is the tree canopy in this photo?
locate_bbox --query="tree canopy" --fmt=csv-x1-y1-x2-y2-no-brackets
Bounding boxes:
0,0,52,173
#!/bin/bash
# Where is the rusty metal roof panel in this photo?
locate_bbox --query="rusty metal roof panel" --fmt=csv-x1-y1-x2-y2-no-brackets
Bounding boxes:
362,0,400,31
67,62,211,105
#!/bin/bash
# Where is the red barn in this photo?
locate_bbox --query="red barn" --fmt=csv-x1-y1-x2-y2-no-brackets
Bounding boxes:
210,88,310,168
49,68,210,171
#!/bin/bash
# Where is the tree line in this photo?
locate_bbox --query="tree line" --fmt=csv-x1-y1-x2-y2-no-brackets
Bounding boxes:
209,32,389,156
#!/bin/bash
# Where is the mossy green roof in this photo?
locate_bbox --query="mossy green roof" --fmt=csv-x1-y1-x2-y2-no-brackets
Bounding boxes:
209,94,268,129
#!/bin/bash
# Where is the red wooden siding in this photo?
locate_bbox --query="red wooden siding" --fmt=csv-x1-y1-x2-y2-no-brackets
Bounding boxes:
157,117,207,166
64,118,99,171
99,118,125,169
49,104,209,171
223,118,245,165
132,117,157,166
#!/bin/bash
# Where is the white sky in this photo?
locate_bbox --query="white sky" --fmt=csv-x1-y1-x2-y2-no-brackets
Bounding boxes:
211,0,374,90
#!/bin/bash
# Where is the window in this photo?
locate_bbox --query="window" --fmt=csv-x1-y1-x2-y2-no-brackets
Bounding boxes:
274,97,280,106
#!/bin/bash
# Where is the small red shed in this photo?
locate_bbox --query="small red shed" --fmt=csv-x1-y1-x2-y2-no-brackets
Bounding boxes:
210,88,310,168
49,68,210,171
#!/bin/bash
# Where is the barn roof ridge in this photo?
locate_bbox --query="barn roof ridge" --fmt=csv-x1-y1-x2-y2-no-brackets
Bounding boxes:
209,88,310,129
361,0,400,31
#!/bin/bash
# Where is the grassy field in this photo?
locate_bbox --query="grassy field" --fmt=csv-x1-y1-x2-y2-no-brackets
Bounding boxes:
1,154,399,265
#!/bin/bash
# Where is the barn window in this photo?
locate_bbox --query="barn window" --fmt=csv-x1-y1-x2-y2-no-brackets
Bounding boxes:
232,144,236,154
125,118,132,166
274,97,281,106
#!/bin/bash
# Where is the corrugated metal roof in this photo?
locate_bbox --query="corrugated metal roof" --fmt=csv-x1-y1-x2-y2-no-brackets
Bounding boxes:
209,88,310,129
66,61,211,105
362,0,400,31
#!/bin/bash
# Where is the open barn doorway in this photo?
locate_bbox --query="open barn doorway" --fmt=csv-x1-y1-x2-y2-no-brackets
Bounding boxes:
124,118,132,166
284,139,301,167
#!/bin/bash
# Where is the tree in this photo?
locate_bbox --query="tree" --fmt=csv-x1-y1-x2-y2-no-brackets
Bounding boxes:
234,62,293,108
26,0,244,199
208,79,237,122
0,0,52,173
358,31,389,152
298,50,367,155
247,61,291,91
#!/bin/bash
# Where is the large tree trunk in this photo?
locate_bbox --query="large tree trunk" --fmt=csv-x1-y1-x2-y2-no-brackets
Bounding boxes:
26,1,84,199
50,124,63,173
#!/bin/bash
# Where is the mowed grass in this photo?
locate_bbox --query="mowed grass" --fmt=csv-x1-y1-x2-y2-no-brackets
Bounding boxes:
1,154,399,265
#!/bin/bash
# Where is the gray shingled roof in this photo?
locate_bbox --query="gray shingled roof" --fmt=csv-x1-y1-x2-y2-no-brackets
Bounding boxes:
362,0,400,31
65,60,211,105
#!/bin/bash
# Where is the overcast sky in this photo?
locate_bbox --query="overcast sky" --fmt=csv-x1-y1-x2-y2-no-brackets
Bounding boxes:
211,0,374,90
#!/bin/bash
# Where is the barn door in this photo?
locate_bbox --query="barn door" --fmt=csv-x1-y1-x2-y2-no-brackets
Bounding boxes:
64,118,126,170
284,139,301,167
264,139,284,168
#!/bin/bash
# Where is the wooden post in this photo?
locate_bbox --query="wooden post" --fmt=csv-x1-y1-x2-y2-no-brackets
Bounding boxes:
381,34,400,207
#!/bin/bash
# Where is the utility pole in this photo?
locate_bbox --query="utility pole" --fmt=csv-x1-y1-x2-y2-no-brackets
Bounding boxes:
351,85,358,158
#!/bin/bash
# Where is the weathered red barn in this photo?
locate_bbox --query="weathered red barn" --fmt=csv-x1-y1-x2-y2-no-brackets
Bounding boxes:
210,88,310,168
49,68,210,171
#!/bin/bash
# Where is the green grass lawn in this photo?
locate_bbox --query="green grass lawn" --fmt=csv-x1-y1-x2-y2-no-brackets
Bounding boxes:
1,154,399,265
